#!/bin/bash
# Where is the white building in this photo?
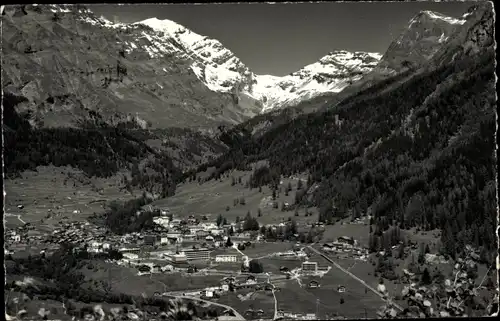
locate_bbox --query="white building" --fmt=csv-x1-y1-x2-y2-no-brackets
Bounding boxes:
201,223,218,230
153,217,170,228
210,229,224,236
122,253,139,260
215,254,238,263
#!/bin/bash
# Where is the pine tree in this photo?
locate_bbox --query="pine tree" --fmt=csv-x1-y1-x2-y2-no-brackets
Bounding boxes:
421,268,431,285
418,243,426,264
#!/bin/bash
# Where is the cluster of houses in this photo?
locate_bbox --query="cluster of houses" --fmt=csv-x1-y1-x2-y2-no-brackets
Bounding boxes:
115,244,250,274
272,249,308,260
322,236,368,261
4,224,58,255
277,311,317,320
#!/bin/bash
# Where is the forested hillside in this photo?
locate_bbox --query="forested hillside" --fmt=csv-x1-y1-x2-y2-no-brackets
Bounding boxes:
193,49,497,261
3,92,182,197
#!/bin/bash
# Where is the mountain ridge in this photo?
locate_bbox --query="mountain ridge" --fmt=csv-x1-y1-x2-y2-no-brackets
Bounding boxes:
133,16,382,112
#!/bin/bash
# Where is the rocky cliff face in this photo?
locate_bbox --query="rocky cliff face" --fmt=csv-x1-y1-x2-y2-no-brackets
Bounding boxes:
379,10,465,73
431,1,495,67
327,4,494,109
1,4,261,130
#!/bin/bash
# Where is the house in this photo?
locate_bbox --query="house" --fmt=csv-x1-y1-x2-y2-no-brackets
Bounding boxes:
161,265,174,272
144,235,157,246
205,290,213,298
279,266,290,273
122,253,139,260
196,230,209,240
153,264,162,273
182,248,211,261
138,265,151,273
210,229,224,236
338,285,346,293
308,280,320,288
302,261,318,274
205,235,215,242
212,248,241,263
165,233,183,244
337,236,355,246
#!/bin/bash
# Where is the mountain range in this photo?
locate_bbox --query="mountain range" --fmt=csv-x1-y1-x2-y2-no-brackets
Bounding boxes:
2,4,381,130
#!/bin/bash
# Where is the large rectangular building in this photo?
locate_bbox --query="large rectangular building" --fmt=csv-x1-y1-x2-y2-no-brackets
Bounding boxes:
301,261,318,274
181,248,211,261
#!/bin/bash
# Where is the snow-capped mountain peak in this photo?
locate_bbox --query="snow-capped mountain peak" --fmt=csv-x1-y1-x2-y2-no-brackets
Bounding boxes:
130,17,382,112
251,51,382,112
133,17,252,93
417,10,467,25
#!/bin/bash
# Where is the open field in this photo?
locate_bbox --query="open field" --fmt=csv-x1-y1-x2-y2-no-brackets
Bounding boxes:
275,268,383,319
153,169,317,225
321,220,371,247
240,241,295,259
77,260,224,296
259,257,303,275
215,291,275,320
149,273,225,292
4,166,138,230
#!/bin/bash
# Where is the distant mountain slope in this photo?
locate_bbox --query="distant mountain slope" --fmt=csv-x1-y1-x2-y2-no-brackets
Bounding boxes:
252,51,381,112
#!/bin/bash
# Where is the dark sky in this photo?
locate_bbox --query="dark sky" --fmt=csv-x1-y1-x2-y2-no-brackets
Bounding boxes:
90,1,475,76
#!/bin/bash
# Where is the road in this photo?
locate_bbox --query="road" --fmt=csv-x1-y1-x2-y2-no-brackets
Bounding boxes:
268,275,279,320
168,294,246,320
307,246,403,311
4,213,26,225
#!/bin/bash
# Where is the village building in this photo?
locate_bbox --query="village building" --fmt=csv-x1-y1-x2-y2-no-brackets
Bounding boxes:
211,248,241,263
210,228,224,236
182,248,211,261
246,275,257,285
337,236,355,246
307,279,320,288
302,261,318,274
122,252,139,260
164,252,188,263
196,230,209,240
143,235,158,246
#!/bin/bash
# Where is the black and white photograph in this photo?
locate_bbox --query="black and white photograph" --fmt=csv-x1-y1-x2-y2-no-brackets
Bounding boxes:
2,1,498,320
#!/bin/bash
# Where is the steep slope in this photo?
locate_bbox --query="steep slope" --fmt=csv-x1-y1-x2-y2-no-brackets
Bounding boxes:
430,1,495,66
379,10,466,72
1,4,261,130
193,3,496,260
326,8,475,110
